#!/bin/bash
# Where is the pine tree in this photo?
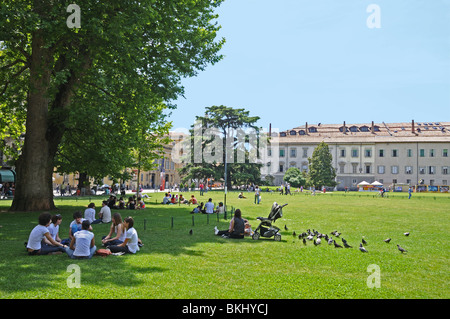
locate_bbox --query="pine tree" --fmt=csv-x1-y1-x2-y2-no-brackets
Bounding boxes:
307,142,337,188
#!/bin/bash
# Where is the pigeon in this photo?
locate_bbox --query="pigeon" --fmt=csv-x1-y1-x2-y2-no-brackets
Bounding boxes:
362,238,367,245
333,240,343,248
314,238,321,246
335,232,341,237
285,225,288,231
397,244,407,253
328,237,333,245
342,238,352,247
404,232,410,236
302,237,307,245
306,235,314,241
189,229,193,235
316,238,321,245
384,238,391,243
292,231,296,237
359,243,368,252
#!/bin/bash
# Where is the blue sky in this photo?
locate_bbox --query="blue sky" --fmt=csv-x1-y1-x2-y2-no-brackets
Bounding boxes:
168,0,450,132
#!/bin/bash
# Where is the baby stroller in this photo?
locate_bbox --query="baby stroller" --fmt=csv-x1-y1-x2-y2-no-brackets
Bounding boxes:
252,202,287,241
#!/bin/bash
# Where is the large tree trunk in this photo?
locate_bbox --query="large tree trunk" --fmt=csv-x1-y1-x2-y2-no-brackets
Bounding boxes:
10,29,56,212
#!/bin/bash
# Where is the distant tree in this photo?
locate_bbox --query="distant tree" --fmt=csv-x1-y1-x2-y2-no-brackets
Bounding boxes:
178,105,263,189
283,167,306,188
307,142,336,188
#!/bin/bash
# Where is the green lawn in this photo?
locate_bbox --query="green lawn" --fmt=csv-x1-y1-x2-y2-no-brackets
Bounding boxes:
0,190,449,299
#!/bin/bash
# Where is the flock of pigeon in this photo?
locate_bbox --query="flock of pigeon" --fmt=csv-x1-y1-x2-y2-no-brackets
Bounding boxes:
285,225,409,254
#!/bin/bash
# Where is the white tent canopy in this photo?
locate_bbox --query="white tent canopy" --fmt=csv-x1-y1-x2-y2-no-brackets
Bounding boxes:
371,181,383,186
357,181,370,186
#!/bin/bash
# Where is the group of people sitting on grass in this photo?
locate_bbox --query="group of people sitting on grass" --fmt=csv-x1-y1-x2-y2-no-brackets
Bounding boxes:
161,192,196,205
105,194,146,210
25,209,142,259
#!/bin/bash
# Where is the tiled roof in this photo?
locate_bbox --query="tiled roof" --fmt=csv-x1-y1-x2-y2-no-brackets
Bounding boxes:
273,121,450,143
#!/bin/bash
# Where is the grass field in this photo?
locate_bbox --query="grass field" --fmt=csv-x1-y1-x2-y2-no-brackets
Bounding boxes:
0,190,449,299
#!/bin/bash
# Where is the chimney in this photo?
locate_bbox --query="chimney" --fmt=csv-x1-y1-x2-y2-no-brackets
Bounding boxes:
269,123,272,136
343,121,346,134
371,121,375,134
411,119,415,134
305,122,308,134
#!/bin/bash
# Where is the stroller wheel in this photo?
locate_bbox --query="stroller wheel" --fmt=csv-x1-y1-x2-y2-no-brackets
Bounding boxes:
252,232,260,240
274,233,281,241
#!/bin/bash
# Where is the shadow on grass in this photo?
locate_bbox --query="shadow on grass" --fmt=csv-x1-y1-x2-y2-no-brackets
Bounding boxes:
0,202,273,295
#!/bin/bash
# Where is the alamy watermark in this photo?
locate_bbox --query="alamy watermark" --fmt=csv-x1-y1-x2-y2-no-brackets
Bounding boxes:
66,4,81,29
367,264,381,288
67,264,81,288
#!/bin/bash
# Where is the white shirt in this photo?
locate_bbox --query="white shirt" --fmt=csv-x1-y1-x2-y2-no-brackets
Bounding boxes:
47,223,59,241
205,201,214,214
125,228,139,254
73,230,94,257
27,225,49,250
99,206,111,223
115,224,127,242
84,208,96,223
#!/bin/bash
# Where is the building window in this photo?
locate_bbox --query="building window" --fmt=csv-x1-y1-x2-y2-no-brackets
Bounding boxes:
407,149,413,157
302,148,308,158
268,148,272,157
405,166,413,175
340,149,346,157
391,166,399,174
430,149,435,157
443,149,448,157
379,149,384,157
392,149,398,157
428,166,435,175
393,179,397,184
420,149,425,157
365,165,371,174
279,164,284,173
442,166,448,175
378,165,385,174
351,149,358,158
290,148,297,158
339,163,345,174
280,149,285,157
352,163,358,174
419,166,426,174
365,149,372,158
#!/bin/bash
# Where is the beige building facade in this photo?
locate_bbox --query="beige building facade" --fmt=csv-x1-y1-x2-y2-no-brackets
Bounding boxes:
265,121,450,191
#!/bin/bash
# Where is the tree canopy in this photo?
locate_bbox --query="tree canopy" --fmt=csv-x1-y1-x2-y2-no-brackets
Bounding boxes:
0,1,225,211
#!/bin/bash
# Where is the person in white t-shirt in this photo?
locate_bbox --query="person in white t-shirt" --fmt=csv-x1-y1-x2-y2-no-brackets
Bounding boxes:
84,202,98,224
204,198,214,214
26,213,67,255
98,201,112,223
65,220,97,259
107,217,140,254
